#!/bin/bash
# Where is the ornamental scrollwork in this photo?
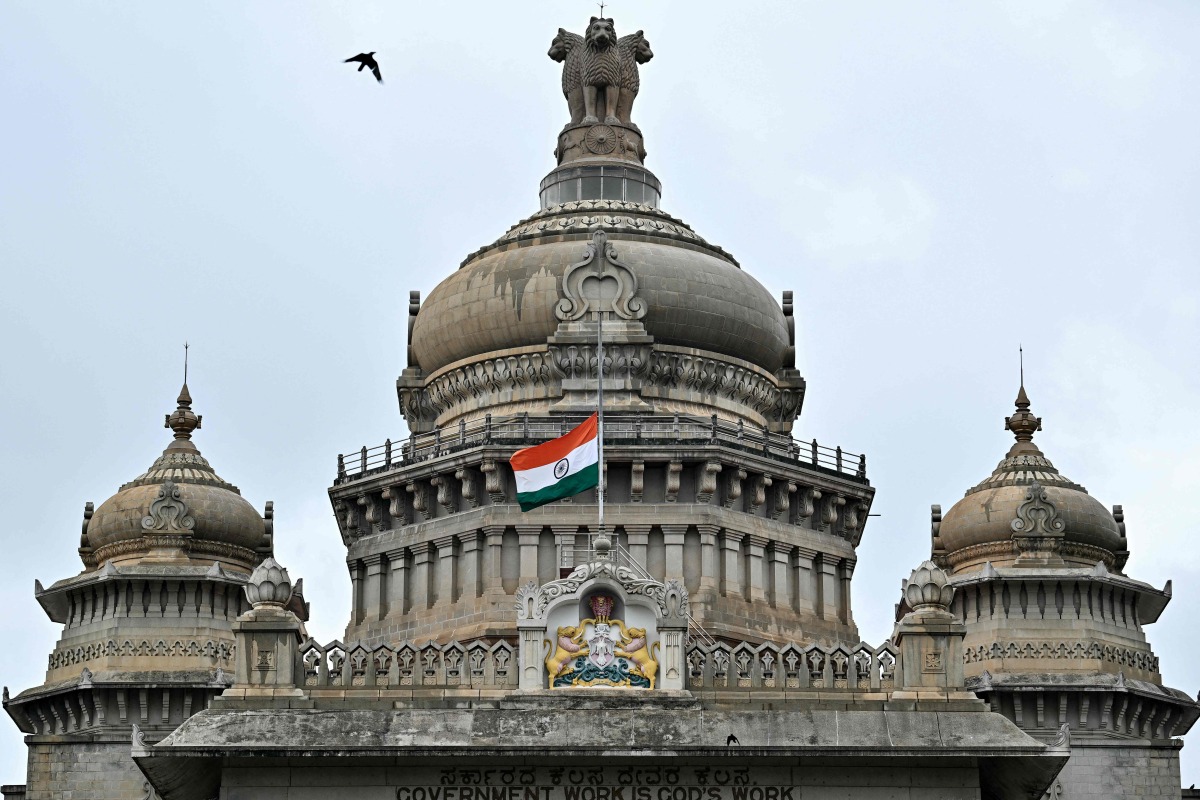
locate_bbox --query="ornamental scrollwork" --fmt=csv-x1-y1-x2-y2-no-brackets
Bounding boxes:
1011,481,1065,536
532,559,676,620
556,229,647,322
141,481,195,533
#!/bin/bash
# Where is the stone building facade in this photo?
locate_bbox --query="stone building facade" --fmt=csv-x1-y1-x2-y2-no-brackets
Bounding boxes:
4,13,1196,800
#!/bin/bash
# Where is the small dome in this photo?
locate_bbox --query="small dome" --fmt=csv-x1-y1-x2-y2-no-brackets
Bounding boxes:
410,202,790,377
935,386,1125,572
84,384,266,571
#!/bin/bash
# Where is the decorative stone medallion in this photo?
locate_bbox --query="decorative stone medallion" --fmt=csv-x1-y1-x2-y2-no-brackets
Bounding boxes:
584,124,618,155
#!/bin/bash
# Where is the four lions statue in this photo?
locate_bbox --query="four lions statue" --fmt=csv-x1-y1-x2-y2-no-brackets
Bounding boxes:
548,17,653,129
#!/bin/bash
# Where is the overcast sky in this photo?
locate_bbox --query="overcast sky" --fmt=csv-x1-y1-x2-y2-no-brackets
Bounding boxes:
2,0,1198,787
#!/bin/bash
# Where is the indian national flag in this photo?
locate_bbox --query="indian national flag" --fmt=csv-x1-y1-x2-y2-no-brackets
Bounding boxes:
510,413,600,512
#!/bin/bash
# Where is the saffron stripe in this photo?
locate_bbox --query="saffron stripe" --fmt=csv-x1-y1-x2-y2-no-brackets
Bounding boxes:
509,413,598,471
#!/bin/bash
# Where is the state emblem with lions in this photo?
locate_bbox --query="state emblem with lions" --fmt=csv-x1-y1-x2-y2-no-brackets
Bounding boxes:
546,594,659,688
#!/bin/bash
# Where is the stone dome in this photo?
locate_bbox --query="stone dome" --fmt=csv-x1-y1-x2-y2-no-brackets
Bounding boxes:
934,385,1126,572
83,384,267,571
410,200,790,377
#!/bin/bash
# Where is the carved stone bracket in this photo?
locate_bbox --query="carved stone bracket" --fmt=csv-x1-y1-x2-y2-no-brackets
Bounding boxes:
723,468,747,509
407,482,432,521
630,460,644,503
665,461,682,503
431,475,455,515
480,460,507,505
696,461,721,504
819,493,844,532
381,486,408,527
456,467,479,509
357,494,383,534
556,229,647,322
772,480,796,521
749,475,772,513
797,486,820,522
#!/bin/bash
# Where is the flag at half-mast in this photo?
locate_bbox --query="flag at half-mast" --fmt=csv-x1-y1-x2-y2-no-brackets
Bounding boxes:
510,413,599,512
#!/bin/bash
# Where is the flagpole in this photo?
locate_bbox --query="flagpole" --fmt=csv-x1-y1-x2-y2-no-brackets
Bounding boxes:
595,258,608,558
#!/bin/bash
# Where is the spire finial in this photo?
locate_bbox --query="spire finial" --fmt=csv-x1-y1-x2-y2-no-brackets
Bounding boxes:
1005,351,1041,455
1019,343,1024,388
165,349,202,448
597,1,608,16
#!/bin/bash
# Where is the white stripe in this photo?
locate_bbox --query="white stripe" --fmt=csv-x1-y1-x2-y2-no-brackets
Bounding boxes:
514,438,598,495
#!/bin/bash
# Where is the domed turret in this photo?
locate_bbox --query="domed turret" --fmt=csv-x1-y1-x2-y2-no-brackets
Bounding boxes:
83,384,269,572
919,378,1197,790
934,384,1125,572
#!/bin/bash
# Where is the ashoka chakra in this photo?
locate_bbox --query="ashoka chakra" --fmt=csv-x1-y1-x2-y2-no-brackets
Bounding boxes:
584,125,618,155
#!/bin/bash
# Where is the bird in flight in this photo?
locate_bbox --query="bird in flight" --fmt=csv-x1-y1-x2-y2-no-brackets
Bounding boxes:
726,733,739,747
344,52,383,83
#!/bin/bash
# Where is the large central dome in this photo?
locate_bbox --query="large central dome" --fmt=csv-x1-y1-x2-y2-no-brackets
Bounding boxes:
410,203,790,378
397,22,804,436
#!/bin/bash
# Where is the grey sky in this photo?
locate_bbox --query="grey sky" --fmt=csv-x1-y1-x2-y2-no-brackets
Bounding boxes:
2,0,1198,785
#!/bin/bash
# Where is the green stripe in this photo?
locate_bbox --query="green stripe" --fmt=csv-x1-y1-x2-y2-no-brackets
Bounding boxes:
517,463,599,512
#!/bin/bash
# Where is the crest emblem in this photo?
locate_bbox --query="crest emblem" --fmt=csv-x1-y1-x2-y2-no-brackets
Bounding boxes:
544,593,660,689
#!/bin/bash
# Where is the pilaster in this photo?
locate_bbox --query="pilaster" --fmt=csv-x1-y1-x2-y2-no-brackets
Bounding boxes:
662,524,687,581
386,548,408,618
433,535,457,608
458,530,482,602
720,530,744,599
516,525,541,584
409,542,432,612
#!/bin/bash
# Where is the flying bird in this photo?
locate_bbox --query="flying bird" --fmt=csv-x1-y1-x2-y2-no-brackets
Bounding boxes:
344,52,383,83
726,733,739,747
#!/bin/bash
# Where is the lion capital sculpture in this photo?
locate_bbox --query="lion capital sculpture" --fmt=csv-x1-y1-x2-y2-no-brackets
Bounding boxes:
548,18,652,129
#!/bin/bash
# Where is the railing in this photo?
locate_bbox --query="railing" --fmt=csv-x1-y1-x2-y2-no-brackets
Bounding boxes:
293,636,900,694
297,638,517,689
685,640,899,692
335,413,867,484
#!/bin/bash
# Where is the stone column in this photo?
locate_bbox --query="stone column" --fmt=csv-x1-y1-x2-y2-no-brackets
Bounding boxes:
458,530,481,602
386,549,408,618
483,525,506,600
625,524,651,570
696,523,720,596
793,547,817,614
769,542,791,610
838,559,855,624
409,542,432,612
433,535,457,608
818,554,839,621
662,525,687,581
744,535,769,603
348,562,363,625
720,530,744,599
516,525,541,585
362,554,384,622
